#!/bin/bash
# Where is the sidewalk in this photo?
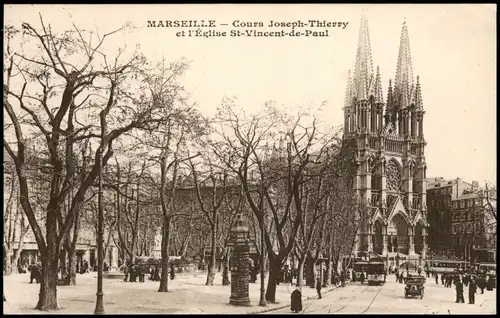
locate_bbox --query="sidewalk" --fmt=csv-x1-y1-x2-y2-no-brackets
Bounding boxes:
3,273,340,314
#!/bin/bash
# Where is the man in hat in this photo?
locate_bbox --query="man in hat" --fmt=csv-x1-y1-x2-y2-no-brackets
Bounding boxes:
468,276,477,304
455,277,465,303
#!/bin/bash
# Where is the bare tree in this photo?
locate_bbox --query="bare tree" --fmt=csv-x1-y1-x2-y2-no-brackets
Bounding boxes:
3,18,181,309
212,99,335,302
189,157,229,286
293,143,339,287
130,60,207,292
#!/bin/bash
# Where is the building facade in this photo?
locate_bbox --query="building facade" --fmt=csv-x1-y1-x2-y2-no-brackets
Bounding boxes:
451,186,496,263
426,177,497,262
343,17,428,262
426,177,473,256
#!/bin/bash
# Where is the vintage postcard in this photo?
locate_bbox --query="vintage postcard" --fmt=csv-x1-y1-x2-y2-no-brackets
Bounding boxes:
3,3,496,315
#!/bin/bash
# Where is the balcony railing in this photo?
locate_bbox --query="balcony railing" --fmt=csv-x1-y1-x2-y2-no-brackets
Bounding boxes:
385,136,404,153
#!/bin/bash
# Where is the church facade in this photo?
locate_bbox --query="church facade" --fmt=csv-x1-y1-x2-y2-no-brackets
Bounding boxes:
343,17,429,262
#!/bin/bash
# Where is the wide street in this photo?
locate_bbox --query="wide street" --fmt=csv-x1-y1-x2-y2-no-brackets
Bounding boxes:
3,272,496,314
268,276,497,315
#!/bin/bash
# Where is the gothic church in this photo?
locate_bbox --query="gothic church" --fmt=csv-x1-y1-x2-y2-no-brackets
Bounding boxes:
343,17,429,262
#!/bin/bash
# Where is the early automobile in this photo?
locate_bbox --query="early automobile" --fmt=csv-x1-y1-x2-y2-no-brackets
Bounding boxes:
404,275,426,299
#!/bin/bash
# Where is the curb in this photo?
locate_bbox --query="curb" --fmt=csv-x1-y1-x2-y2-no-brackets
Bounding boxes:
248,284,343,314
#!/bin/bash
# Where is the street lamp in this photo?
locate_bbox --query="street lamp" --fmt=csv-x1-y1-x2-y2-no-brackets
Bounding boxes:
259,195,266,307
94,147,105,315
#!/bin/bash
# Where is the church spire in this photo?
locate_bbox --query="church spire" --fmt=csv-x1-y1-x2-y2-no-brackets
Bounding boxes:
344,70,354,107
394,19,414,109
412,75,424,110
374,66,384,103
385,79,394,123
354,16,374,100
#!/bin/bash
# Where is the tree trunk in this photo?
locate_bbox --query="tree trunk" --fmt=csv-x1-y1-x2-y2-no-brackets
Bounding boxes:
59,249,68,284
311,260,318,288
158,217,171,292
4,249,14,275
67,249,77,286
35,255,59,310
206,224,216,286
325,258,332,287
297,257,306,287
222,250,230,285
265,257,280,303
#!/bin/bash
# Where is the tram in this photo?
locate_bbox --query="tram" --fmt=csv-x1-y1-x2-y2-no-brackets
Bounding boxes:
427,259,467,273
366,260,387,285
478,262,497,272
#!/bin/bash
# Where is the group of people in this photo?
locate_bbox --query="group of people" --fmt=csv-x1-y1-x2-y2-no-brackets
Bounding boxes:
122,261,176,282
75,260,91,274
429,270,495,304
395,270,411,284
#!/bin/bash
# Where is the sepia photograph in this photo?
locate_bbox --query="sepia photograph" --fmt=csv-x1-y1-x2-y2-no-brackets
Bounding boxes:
2,3,496,315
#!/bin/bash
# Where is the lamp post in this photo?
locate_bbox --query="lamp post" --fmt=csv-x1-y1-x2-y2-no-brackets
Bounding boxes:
259,196,266,306
94,147,105,315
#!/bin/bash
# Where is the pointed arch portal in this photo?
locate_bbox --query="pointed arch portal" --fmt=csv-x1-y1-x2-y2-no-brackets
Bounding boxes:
390,213,409,254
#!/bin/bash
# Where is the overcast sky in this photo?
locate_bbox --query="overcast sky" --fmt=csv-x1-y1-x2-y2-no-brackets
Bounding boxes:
4,4,496,186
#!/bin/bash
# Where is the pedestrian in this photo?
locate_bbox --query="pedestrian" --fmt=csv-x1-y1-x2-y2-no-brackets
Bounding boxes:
455,278,465,303
170,263,175,280
129,265,137,282
316,277,322,299
435,273,439,284
250,266,258,283
478,276,485,294
290,287,302,313
139,266,145,283
360,272,365,285
153,266,160,281
123,261,129,282
395,271,399,282
468,277,477,304
463,275,469,287
417,267,422,276
352,270,356,282
29,264,41,284
486,275,494,291
441,273,445,285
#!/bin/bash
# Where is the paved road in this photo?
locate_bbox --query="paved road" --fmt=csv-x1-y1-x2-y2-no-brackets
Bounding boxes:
266,277,497,314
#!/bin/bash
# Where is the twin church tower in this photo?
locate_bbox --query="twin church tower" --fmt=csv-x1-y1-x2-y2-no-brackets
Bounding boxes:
343,17,428,261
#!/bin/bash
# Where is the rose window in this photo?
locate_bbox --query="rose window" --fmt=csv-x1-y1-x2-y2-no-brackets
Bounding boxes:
386,161,402,191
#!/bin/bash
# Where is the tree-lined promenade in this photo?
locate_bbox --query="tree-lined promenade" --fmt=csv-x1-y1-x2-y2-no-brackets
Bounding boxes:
4,17,368,311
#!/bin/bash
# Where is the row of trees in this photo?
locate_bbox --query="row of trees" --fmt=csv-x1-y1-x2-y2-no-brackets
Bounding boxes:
3,18,367,310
